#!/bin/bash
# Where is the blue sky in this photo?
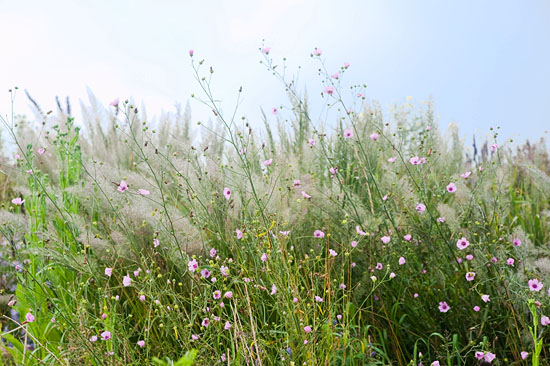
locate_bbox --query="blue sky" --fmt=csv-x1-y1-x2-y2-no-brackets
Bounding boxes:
1,0,549,146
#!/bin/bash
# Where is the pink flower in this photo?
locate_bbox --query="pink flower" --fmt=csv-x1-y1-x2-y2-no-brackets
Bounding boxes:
529,278,544,292
209,248,217,258
220,265,229,276
437,217,446,223
223,187,231,200
224,291,233,299
329,249,337,257
465,272,476,281
261,47,271,54
344,62,350,68
279,230,290,236
398,257,406,265
456,237,470,250
403,234,412,241
431,362,440,366
264,158,273,167
38,147,46,155
388,156,397,163
490,144,498,152
465,254,473,261
475,352,484,360
314,230,325,238
382,194,388,201
302,191,311,199
416,203,426,213
139,295,145,301
389,272,396,279
369,132,379,141
213,290,221,299
381,236,391,244
375,262,383,270
261,253,268,262
11,197,24,205
189,49,194,56
484,352,496,362
123,275,132,287
521,351,529,360
101,331,111,340
312,48,322,56
272,107,277,114
90,335,98,342
25,313,35,323
304,325,312,333
343,129,353,139
507,258,514,266
461,171,471,179
153,238,160,248
224,321,232,330
473,306,480,312
542,316,550,326
308,138,316,147
446,183,457,193
188,259,198,272
191,334,199,340
200,269,211,279
202,318,210,327
331,72,339,79
138,189,150,196
351,241,358,248
438,301,450,313
117,180,128,193
315,295,323,302
293,179,301,187
104,267,112,277
512,238,522,246
137,340,145,347
409,156,420,165
481,294,490,303
356,226,367,236
329,167,337,175
324,86,335,95
271,284,277,295
236,229,243,240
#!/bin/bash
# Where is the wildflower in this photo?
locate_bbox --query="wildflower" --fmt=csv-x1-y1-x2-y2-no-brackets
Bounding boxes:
236,229,243,239
457,257,463,263
382,194,388,201
200,269,211,279
25,313,34,323
513,238,522,246
137,340,145,347
90,335,98,342
329,249,337,257
343,129,353,138
437,217,446,223
117,180,128,192
490,144,498,152
191,334,199,340
224,321,232,330
370,276,377,281
138,189,150,196
381,236,391,244
314,296,323,302
220,265,229,276
446,183,457,193
410,156,420,165
279,230,290,236
331,72,339,79
465,272,476,281
271,107,277,114
456,237,470,250
109,98,119,107
398,257,406,265
188,259,198,272
529,278,544,292
541,316,550,326
376,263,383,270
473,306,480,312
293,179,301,187
481,294,490,303
38,147,46,155
370,132,379,141
416,203,426,213
223,187,231,200
26,169,33,174
101,331,111,340
308,138,316,147
224,291,233,299
521,351,529,360
271,284,277,295
105,267,113,277
403,234,412,241
261,253,268,262
506,258,514,266
264,158,273,167
210,248,217,258
438,301,450,313
329,167,337,175
213,290,221,300
414,293,419,298
351,240,358,248
261,47,271,54
389,272,396,279
461,171,471,178
312,48,322,56
11,197,24,205
324,86,335,95
202,318,210,327
465,254,473,261
314,230,325,238
356,226,367,236
339,283,346,289
302,191,311,199
388,156,397,163
431,362,440,366
123,275,132,287
139,295,145,301
189,49,194,56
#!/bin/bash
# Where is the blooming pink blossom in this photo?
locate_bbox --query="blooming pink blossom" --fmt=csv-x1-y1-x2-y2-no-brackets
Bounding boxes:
456,237,470,250
220,265,229,276
381,236,391,244
461,171,471,179
302,191,311,199
261,47,271,54
329,249,337,257
264,158,273,167
271,284,277,295
313,230,325,238
90,335,98,342
223,187,231,200
437,217,446,223
25,313,34,323
370,132,379,141
398,257,406,265
213,290,221,300
138,189,150,196
224,321,232,330
308,138,316,147
490,144,498,152
200,269,211,279
312,48,322,56
272,107,277,114
109,98,119,107
343,129,353,139
202,318,210,327
261,253,268,262
331,72,339,79
324,86,335,95
416,203,426,213
542,316,550,326
507,258,514,266
123,275,131,287
388,157,397,163
484,352,496,362
117,180,129,193
356,226,367,236
189,50,194,56
481,294,490,303
293,179,301,187
446,183,457,193
304,325,312,333
351,240,358,248
153,238,160,248
410,156,421,165
137,340,145,347
513,238,522,246
473,306,480,312
188,259,198,272
139,295,146,301
224,291,233,299
521,351,529,360
403,234,412,241
438,301,450,313
344,62,350,68
11,197,24,205
38,147,46,155
389,272,396,279
236,229,243,239
465,272,476,281
529,278,544,292
101,331,111,340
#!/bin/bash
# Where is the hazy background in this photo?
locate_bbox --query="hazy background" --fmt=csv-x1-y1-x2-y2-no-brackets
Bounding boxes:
1,0,549,147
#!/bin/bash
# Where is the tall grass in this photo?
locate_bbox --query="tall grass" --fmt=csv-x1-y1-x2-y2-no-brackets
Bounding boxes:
0,48,549,365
